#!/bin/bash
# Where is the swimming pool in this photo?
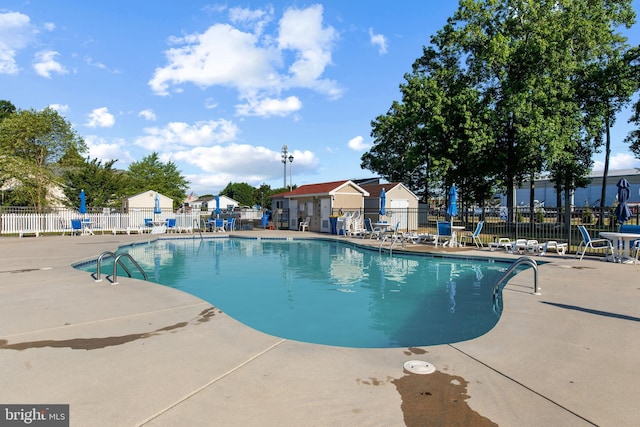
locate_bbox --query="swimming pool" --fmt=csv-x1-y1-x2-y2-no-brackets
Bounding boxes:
79,238,512,348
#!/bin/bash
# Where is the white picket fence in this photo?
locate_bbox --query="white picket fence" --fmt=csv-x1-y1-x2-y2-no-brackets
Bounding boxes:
0,210,203,236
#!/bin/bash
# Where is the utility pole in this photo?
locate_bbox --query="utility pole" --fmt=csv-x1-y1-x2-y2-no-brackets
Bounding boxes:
281,145,288,188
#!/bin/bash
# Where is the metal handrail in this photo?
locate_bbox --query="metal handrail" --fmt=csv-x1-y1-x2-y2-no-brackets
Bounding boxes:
493,256,540,296
194,218,203,239
94,251,130,282
112,253,148,285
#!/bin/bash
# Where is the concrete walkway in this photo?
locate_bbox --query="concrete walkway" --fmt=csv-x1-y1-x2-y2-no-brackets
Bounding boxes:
0,231,638,426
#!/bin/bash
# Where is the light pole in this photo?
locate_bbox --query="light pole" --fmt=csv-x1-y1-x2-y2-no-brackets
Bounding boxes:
288,154,294,191
281,145,288,188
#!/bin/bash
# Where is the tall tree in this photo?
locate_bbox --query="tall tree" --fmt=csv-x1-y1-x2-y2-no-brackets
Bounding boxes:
577,43,638,224
62,157,128,209
624,46,640,160
362,0,636,222
0,107,86,210
220,182,256,207
126,152,189,209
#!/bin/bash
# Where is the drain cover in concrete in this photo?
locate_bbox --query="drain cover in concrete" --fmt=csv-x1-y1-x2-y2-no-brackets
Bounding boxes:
404,360,436,374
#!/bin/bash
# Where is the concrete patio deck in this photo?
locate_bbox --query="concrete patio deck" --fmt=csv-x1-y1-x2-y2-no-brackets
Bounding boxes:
0,231,638,426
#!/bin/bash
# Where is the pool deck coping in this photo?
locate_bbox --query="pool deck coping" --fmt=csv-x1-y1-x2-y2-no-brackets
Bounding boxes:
0,230,638,426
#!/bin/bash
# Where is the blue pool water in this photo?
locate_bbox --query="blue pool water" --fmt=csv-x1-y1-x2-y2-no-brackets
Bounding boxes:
79,238,511,348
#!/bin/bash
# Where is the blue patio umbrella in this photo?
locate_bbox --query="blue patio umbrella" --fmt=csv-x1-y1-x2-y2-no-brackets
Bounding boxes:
379,188,386,216
154,192,161,218
215,195,221,217
447,185,458,221
79,189,87,215
614,178,631,224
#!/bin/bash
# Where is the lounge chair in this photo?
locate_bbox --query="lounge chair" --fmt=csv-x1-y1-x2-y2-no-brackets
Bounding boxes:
402,231,421,244
518,239,541,254
576,225,614,261
488,238,513,252
380,222,406,246
416,233,436,244
459,221,484,247
539,241,568,256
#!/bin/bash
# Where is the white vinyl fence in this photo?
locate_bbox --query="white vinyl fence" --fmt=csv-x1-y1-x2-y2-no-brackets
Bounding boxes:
0,209,202,236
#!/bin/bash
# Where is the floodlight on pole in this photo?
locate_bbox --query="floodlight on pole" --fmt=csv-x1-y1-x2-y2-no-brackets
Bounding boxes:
288,154,294,191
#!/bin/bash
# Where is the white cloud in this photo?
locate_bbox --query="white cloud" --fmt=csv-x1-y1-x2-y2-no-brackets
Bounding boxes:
347,135,371,151
149,23,274,96
368,28,387,55
172,144,318,187
236,95,302,117
86,107,115,128
84,135,134,165
0,12,33,74
134,119,239,151
138,109,157,121
593,153,640,171
48,103,70,113
43,22,55,31
277,5,340,95
229,5,273,35
84,56,106,69
33,50,67,78
204,98,218,109
148,4,342,116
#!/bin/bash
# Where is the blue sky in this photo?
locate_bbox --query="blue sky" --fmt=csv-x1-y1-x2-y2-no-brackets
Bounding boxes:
1,1,639,195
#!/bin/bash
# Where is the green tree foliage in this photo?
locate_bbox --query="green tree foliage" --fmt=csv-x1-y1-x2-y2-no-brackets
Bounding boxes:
0,107,86,210
362,0,637,222
220,182,256,207
126,152,189,209
625,46,640,158
253,183,278,209
0,100,16,121
62,156,128,209
628,100,640,156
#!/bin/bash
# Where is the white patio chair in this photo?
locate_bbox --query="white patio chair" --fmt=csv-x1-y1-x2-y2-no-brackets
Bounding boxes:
459,221,484,247
576,225,614,261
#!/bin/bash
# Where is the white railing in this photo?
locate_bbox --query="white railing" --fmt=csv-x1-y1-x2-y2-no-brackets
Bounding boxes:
0,210,202,236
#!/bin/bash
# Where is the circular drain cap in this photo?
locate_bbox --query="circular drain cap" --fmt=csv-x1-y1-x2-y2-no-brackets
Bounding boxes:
404,360,436,375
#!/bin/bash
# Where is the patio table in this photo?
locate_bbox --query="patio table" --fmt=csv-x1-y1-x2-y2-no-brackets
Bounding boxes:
599,232,640,263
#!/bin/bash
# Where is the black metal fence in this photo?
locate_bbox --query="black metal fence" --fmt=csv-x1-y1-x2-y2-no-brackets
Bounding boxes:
327,205,637,252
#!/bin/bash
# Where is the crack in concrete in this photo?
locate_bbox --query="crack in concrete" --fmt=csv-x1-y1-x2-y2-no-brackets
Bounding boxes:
0,306,218,351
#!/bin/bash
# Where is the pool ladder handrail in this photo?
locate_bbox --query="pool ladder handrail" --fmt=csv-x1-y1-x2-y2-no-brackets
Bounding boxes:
94,251,122,282
94,251,148,284
493,256,540,296
194,218,203,239
378,232,405,255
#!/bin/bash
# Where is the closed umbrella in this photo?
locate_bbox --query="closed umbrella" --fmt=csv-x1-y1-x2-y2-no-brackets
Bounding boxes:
614,178,631,224
446,185,457,222
79,189,87,215
379,188,386,216
154,192,161,219
215,195,221,218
